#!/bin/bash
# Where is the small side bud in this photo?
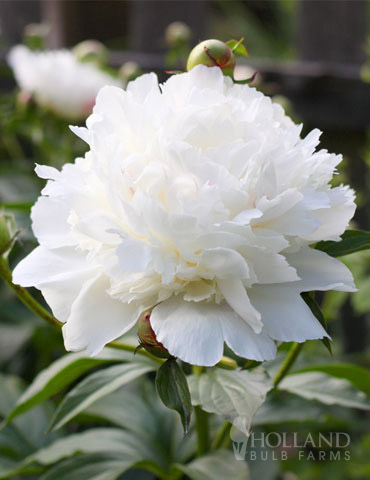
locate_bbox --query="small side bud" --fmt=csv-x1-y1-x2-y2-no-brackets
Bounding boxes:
23,23,50,50
138,311,171,359
119,61,142,85
0,216,11,256
187,39,235,77
73,40,108,65
165,21,192,47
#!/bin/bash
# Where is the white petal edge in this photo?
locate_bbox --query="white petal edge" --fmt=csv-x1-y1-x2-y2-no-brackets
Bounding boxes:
62,273,141,355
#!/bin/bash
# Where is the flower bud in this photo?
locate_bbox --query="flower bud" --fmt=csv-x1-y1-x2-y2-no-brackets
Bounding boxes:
119,61,142,85
138,311,171,359
23,23,50,50
0,216,11,256
73,40,108,65
165,21,192,47
187,39,235,77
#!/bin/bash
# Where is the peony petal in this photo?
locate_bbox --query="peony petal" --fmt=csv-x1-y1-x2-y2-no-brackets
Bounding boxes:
218,278,262,333
200,248,250,279
13,246,96,322
221,314,276,361
63,273,141,355
286,247,356,292
150,296,225,366
12,246,88,287
31,196,76,249
248,284,329,342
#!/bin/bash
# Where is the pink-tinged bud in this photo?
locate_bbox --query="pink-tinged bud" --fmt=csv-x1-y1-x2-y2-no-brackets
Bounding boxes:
137,312,171,359
187,39,235,77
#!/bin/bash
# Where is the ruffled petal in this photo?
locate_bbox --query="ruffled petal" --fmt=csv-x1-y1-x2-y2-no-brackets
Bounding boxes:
218,278,262,333
249,284,329,342
150,296,225,366
62,273,141,355
221,313,276,361
286,247,356,292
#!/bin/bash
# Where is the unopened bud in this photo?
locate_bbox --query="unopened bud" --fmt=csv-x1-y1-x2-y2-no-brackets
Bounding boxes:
165,21,192,47
119,61,142,85
187,39,235,77
73,40,108,65
137,312,171,359
0,216,11,256
23,23,50,50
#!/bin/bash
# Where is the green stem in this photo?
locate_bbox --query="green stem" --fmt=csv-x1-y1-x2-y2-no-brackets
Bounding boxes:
194,406,209,456
108,340,163,364
0,258,62,328
273,342,303,387
212,421,232,450
193,365,209,457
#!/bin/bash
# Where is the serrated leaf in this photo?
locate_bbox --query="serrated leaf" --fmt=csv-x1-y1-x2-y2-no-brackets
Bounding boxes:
188,368,272,431
278,372,370,410
3,347,137,426
155,358,192,434
292,364,370,395
301,292,332,355
226,39,248,56
49,361,154,431
315,230,370,257
176,450,250,480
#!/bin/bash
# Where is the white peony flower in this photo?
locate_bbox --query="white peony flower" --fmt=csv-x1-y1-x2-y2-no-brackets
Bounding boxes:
13,66,356,366
8,45,121,120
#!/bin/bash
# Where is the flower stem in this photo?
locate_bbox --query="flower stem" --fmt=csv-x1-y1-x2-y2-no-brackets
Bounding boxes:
0,258,62,328
273,342,303,387
194,406,209,456
193,365,209,456
212,421,232,450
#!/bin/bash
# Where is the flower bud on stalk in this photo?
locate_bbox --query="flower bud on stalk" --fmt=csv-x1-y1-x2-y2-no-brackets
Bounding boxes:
73,40,108,65
0,217,11,256
165,21,192,47
137,312,171,359
187,39,235,77
119,62,142,85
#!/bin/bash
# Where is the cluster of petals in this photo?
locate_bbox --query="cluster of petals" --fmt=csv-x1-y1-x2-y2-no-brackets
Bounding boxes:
8,45,121,120
13,65,356,366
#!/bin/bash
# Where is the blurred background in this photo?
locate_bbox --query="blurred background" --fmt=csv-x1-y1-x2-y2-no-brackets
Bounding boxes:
0,1,369,479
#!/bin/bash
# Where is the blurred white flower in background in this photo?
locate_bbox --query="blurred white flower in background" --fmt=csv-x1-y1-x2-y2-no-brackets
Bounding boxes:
8,45,121,121
13,66,356,366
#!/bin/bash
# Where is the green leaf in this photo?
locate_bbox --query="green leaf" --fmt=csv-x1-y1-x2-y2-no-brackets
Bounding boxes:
29,428,150,466
155,358,192,434
226,39,248,56
49,361,155,431
278,372,370,410
301,292,332,355
85,382,197,467
292,364,370,395
0,428,157,479
39,453,134,480
3,347,136,426
315,230,370,257
188,368,272,431
0,374,54,453
176,450,250,480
